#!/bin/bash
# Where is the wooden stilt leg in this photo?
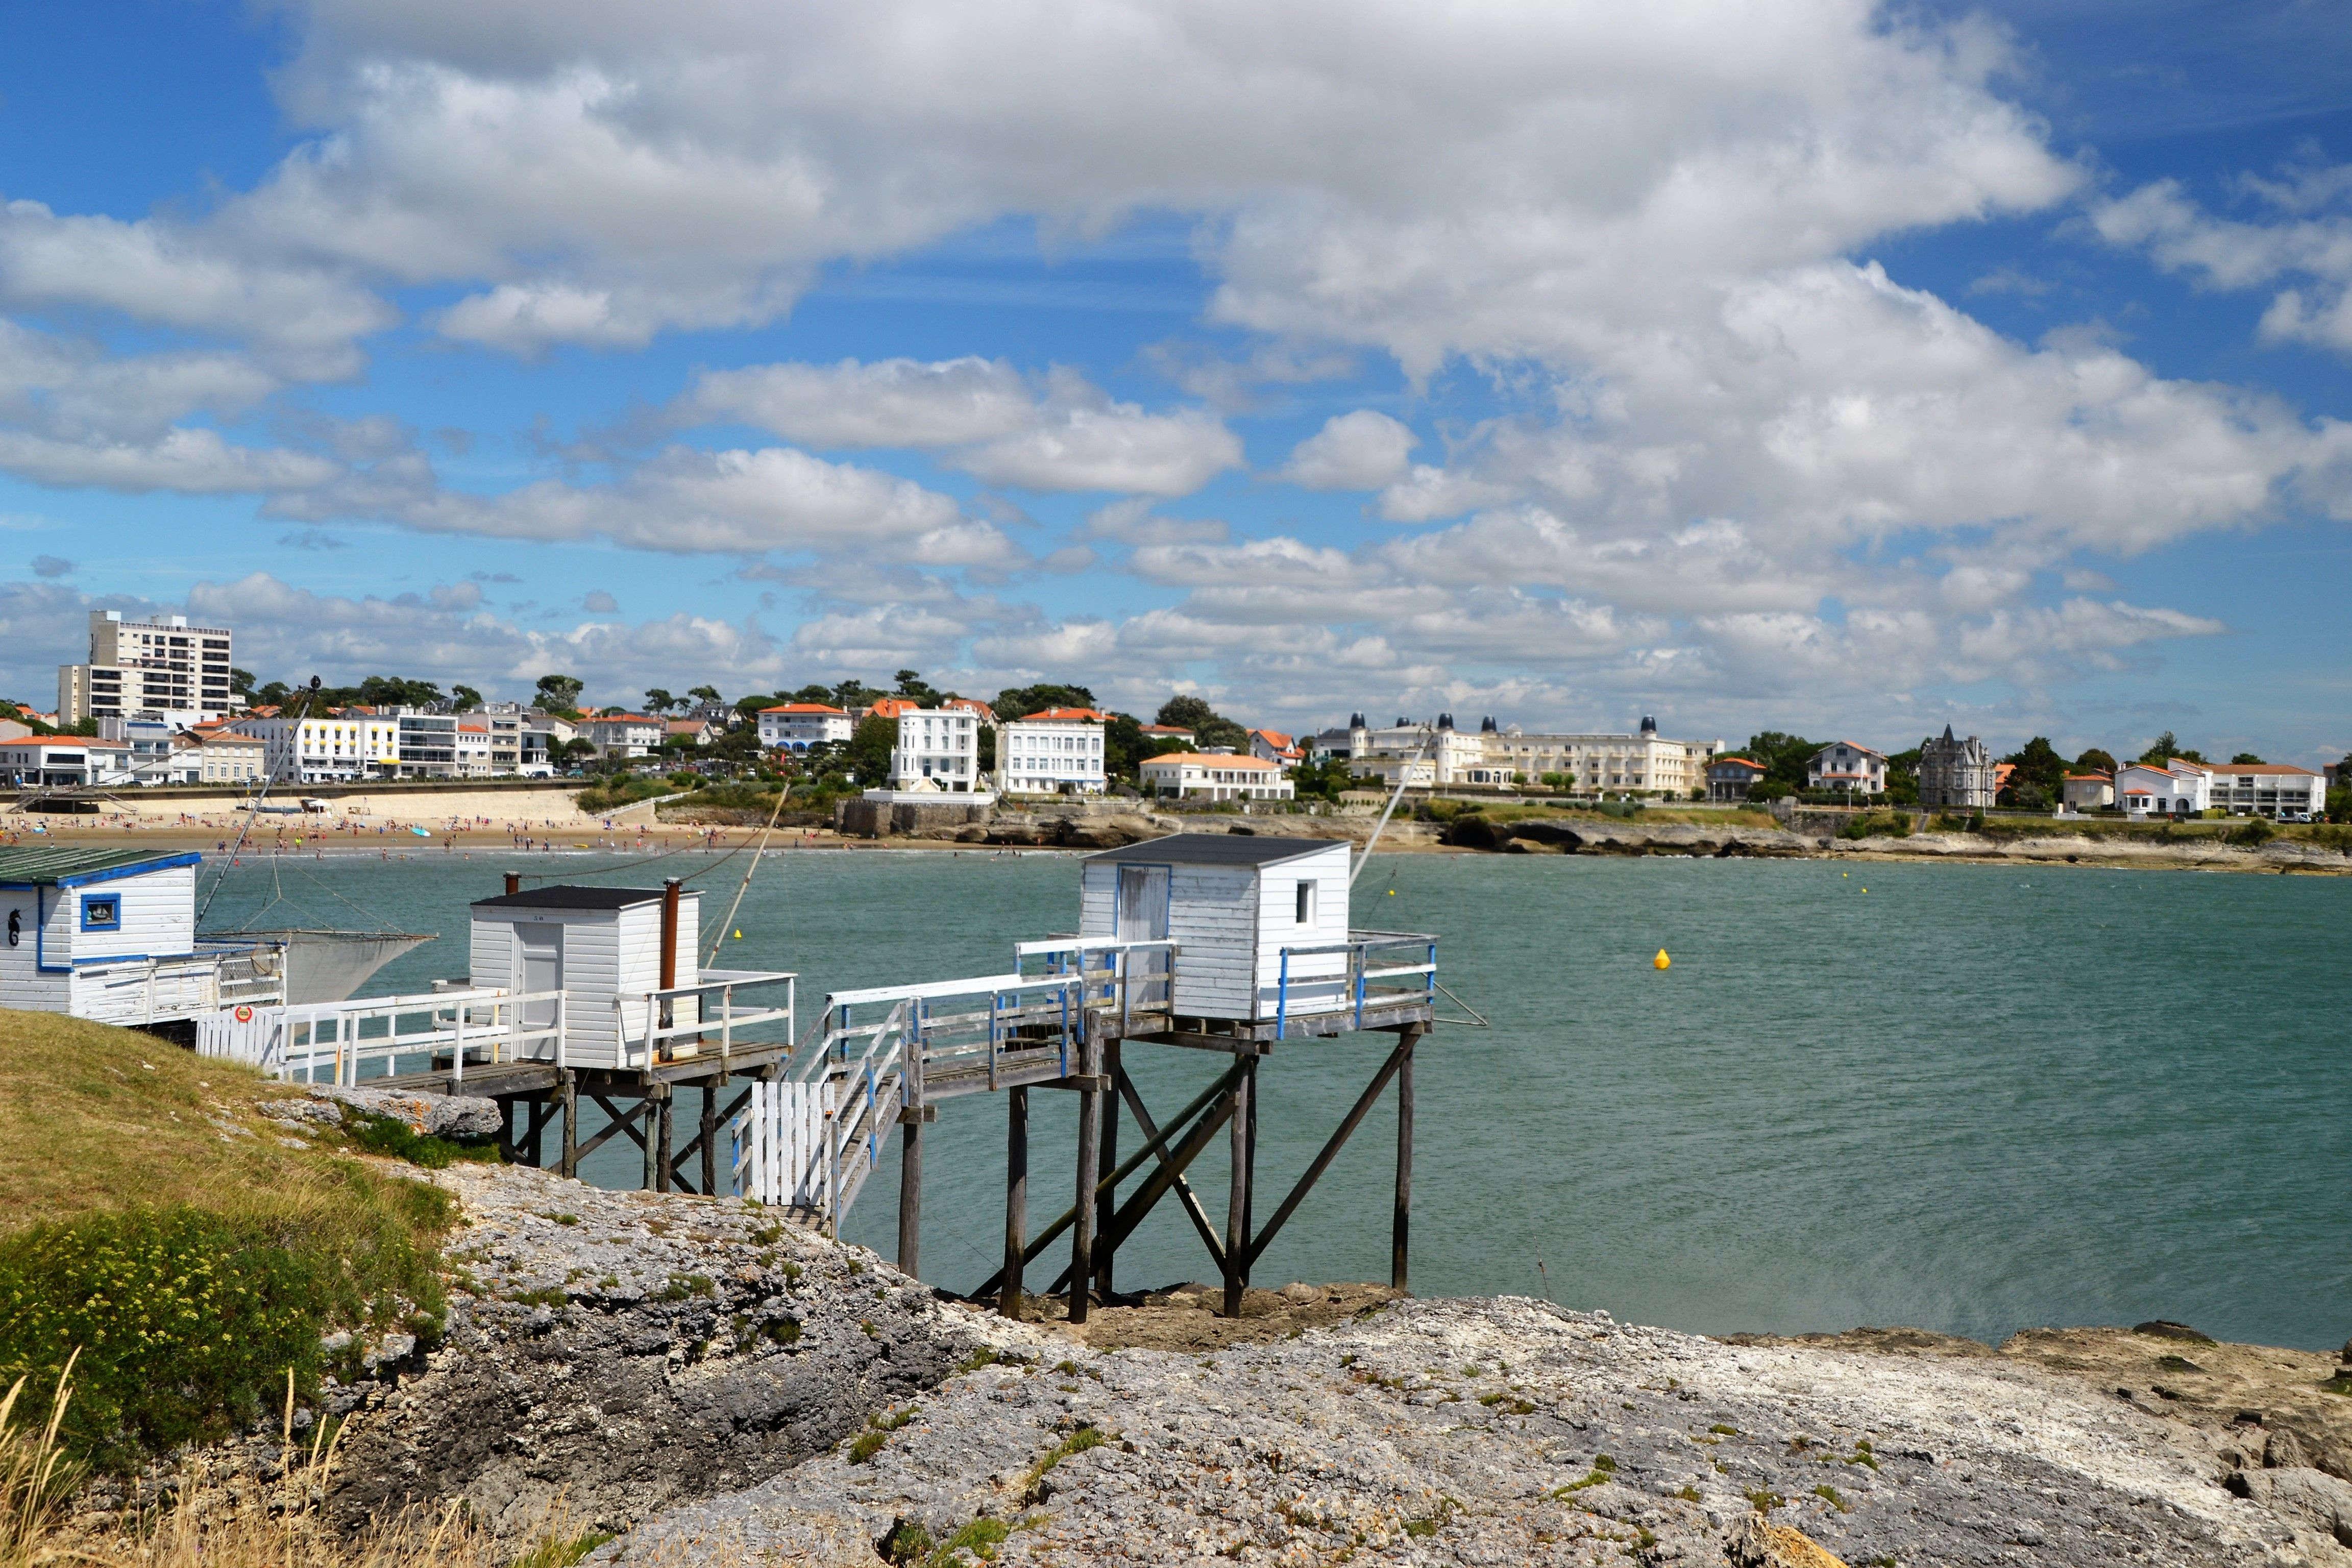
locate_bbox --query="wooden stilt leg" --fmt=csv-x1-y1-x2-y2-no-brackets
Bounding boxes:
1393,1027,1417,1294
1070,1027,1100,1325
560,1070,579,1179
700,1086,718,1197
1223,1064,1251,1319
898,1115,923,1278
656,1090,675,1193
1094,1038,1119,1302
641,1092,660,1192
1001,1085,1028,1319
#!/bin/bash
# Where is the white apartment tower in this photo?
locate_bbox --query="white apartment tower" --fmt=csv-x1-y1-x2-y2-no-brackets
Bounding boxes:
59,611,239,725
998,707,1109,795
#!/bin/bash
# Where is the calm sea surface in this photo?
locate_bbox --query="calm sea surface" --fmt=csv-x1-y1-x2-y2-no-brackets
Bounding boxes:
201,846,2350,1349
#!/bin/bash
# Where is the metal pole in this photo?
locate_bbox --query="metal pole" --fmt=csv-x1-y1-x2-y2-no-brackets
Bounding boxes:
1001,1085,1028,1319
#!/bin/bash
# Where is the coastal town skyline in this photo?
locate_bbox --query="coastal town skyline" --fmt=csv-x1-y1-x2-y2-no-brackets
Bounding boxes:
3,3,2350,767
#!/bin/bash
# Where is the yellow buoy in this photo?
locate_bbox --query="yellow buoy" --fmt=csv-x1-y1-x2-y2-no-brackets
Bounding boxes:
733,928,743,939
1653,948,1671,970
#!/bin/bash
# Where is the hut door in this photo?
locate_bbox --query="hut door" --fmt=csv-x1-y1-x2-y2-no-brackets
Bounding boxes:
517,923,562,1026
1115,866,1169,942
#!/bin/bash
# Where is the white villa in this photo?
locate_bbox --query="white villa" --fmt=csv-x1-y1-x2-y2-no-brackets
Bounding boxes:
891,707,984,792
2116,758,2211,818
999,707,1108,795
1807,741,1888,795
758,702,853,753
1139,752,1294,802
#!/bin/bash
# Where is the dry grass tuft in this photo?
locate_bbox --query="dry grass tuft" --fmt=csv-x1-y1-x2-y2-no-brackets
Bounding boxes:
5,1366,626,1568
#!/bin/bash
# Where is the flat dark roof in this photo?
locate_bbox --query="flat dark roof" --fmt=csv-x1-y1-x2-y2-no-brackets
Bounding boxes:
1085,832,1346,868
471,885,670,911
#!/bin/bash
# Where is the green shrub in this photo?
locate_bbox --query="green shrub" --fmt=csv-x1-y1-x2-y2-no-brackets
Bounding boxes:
0,1175,450,1469
2226,817,2275,848
341,1112,500,1170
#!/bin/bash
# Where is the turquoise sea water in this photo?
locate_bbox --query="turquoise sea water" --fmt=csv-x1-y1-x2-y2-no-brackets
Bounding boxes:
200,846,2350,1349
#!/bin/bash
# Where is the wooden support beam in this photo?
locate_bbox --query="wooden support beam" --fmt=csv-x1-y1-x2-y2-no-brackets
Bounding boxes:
1043,1081,1235,1297
1244,1028,1415,1271
1115,1066,1227,1270
579,1093,650,1162
1223,1069,1252,1318
1138,1031,1275,1057
560,1070,579,1178
700,1085,719,1197
1069,1026,1101,1324
898,1114,923,1279
526,1096,549,1168
1394,1025,1419,1294
1094,1038,1119,1301
1000,1085,1027,1319
971,1066,1237,1304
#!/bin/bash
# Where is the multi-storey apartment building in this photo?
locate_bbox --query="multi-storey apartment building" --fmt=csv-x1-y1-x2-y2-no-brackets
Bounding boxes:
1310,714,1718,795
998,707,1108,795
2203,762,2323,818
58,610,240,724
233,712,400,781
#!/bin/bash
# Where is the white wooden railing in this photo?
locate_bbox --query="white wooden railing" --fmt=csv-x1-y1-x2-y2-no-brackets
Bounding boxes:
197,987,567,1084
617,969,794,1072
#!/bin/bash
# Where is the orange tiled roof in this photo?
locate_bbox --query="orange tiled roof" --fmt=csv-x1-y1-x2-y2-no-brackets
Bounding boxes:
1141,752,1279,770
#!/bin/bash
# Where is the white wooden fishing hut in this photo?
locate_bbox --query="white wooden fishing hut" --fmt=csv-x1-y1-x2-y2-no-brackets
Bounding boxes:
1078,836,1356,1028
468,881,704,1068
732,830,1448,1324
195,873,799,1194
0,847,283,1024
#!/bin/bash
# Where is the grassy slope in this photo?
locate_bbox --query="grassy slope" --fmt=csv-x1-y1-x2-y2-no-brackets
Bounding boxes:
0,1010,455,1465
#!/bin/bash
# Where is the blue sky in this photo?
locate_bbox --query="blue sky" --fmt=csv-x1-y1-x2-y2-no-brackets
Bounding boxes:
1,1,2348,764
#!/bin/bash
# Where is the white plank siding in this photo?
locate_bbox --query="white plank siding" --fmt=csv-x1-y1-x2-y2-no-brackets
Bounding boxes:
0,887,68,1010
1252,843,1352,1018
1081,859,1257,1019
470,892,698,1069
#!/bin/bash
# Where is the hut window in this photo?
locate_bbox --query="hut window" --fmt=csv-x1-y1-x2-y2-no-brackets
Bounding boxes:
1294,881,1314,924
80,894,121,931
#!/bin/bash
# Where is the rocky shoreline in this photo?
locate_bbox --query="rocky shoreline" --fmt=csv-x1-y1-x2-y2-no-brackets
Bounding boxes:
110,1161,2352,1567
826,801,2352,875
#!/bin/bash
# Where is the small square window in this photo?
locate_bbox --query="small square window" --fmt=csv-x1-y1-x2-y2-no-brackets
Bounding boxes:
80,894,121,932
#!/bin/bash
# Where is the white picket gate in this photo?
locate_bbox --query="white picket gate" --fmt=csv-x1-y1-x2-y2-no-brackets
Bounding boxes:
730,1080,832,1214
